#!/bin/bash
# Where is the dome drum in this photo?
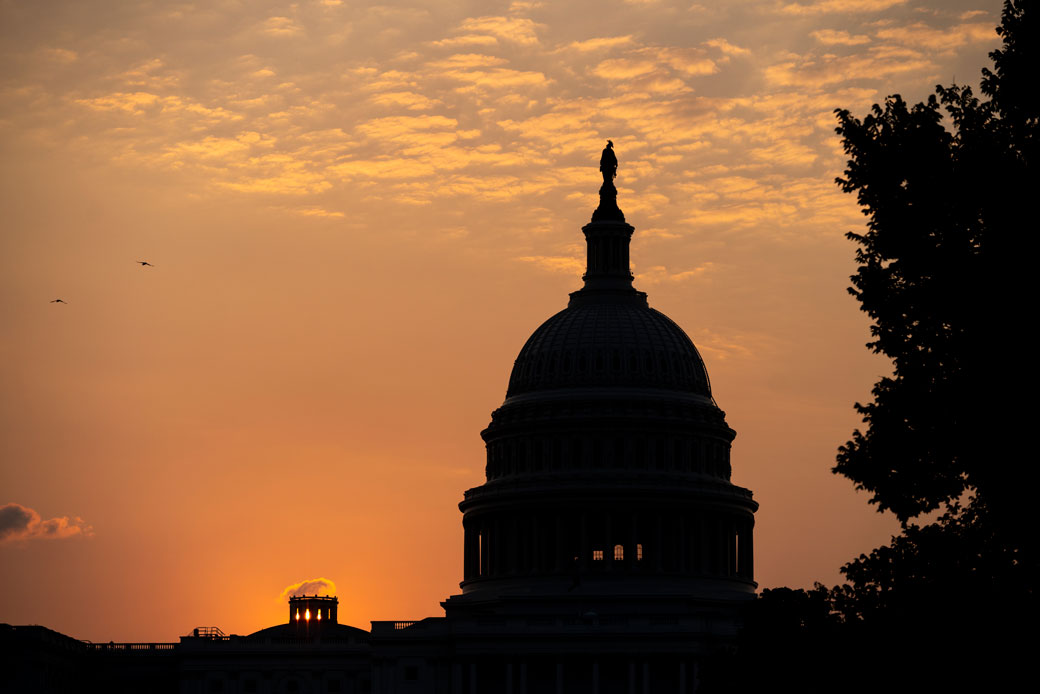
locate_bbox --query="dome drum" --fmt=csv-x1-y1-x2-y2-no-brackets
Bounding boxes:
480,428,736,483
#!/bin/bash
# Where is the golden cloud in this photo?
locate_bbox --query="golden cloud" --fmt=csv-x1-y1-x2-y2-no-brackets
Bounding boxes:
515,255,584,274
810,29,871,45
427,54,509,69
703,38,751,56
764,45,932,88
262,16,304,37
875,21,997,51
429,34,499,48
636,262,714,284
370,91,443,111
458,16,542,45
566,36,635,52
779,0,907,15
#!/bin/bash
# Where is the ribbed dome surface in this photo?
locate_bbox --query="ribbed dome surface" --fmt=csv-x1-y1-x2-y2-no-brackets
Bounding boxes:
506,302,711,397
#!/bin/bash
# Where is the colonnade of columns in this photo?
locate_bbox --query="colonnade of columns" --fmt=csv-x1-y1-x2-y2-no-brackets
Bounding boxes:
584,228,631,279
484,433,732,481
462,506,753,584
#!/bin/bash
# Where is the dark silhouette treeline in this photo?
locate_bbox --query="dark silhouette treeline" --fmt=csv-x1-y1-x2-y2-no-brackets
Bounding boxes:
706,2,1036,690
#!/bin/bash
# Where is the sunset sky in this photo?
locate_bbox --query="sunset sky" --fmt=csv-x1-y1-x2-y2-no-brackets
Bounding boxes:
1,0,1001,642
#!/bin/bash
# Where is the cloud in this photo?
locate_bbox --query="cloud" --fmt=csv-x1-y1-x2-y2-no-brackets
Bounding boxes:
370,91,443,111
636,262,714,284
261,16,304,37
566,36,634,52
874,21,997,51
778,0,907,15
427,54,508,69
0,503,93,544
42,47,79,64
457,16,542,46
295,207,345,218
703,38,750,56
515,255,584,274
764,45,933,88
594,58,658,80
75,92,242,122
810,29,871,45
429,35,499,48
280,577,337,599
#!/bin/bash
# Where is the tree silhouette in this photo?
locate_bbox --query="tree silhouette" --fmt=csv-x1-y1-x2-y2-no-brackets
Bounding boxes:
833,1,1035,532
828,0,1035,683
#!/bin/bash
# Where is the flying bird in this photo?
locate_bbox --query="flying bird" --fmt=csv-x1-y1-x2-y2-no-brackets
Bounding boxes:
137,261,154,267
50,299,67,303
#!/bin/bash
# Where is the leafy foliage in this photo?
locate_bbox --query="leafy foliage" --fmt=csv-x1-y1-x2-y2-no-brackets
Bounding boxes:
833,0,1035,539
713,6,1037,690
821,3,1037,685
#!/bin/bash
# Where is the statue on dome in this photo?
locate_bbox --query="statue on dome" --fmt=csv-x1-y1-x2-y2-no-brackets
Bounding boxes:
600,140,618,184
592,140,624,222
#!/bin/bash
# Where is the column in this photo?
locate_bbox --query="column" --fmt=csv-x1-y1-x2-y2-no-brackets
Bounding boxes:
746,522,754,580
655,513,664,572
509,515,519,575
592,661,600,694
531,515,540,573
493,517,502,576
580,512,589,567
679,513,688,573
629,511,638,570
555,514,565,571
506,663,514,694
480,522,489,577
464,524,478,580
556,663,564,694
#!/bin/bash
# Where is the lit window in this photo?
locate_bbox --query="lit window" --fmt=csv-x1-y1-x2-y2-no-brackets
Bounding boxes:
637,544,643,561
305,608,311,621
593,550,604,561
295,609,300,621
614,544,624,561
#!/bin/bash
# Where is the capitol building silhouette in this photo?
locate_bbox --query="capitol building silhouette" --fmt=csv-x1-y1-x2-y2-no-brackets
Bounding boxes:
5,146,758,694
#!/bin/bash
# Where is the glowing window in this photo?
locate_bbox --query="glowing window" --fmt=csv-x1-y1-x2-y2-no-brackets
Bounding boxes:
593,550,604,561
295,609,300,621
614,544,624,561
637,544,643,561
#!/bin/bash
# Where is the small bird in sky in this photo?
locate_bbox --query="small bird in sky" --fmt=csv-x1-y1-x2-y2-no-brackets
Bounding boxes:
137,260,154,267
50,299,67,303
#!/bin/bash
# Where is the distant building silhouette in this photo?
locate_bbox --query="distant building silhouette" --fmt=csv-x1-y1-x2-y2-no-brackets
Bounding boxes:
4,150,757,693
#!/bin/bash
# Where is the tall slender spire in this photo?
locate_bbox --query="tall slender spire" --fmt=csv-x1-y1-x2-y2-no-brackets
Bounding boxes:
570,141,645,307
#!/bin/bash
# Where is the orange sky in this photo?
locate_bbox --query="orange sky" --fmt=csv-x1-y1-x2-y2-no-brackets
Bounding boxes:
0,0,1001,642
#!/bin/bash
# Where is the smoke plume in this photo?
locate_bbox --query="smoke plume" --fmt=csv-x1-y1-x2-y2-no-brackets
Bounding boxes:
279,577,337,600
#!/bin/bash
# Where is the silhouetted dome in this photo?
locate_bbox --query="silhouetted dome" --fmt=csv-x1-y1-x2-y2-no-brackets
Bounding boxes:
506,301,711,397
